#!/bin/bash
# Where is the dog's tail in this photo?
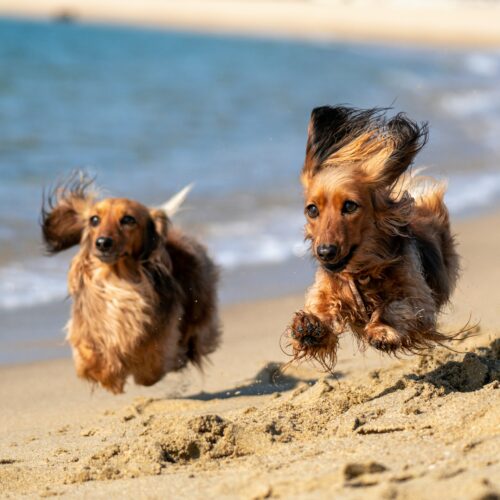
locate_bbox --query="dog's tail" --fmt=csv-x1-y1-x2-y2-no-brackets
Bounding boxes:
393,168,447,208
404,172,448,221
158,184,193,217
400,168,459,305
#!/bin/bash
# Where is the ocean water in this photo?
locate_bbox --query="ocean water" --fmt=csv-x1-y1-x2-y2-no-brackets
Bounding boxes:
1,18,500,317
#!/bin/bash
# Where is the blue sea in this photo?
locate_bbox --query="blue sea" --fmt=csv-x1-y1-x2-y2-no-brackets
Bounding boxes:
0,18,500,362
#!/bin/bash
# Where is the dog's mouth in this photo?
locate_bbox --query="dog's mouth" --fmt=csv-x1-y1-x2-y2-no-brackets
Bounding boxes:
322,245,357,273
94,251,119,264
94,250,130,264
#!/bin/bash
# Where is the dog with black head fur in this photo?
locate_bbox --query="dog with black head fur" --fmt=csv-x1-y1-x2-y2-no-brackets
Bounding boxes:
288,106,460,369
41,173,220,393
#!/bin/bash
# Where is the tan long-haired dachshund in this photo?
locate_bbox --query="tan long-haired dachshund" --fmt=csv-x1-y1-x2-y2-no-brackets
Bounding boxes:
41,173,220,393
288,106,462,369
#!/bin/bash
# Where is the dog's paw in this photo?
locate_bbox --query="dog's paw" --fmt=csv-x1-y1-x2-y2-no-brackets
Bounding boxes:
290,310,329,347
366,324,403,352
288,311,340,371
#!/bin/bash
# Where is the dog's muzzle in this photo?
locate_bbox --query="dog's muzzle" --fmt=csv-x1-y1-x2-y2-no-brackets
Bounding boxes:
320,245,357,273
96,237,113,252
316,244,338,261
95,237,119,263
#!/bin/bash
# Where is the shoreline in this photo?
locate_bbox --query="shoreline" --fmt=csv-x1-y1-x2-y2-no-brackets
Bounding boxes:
0,255,315,366
2,0,500,49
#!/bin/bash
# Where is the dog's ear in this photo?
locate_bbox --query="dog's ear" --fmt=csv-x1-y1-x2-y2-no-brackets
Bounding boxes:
41,172,96,253
308,108,428,187
303,106,351,181
302,106,382,187
360,113,428,187
141,209,169,260
150,209,169,240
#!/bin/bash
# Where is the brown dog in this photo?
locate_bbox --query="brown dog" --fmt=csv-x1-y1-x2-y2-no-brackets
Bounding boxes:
41,173,220,393
288,106,460,369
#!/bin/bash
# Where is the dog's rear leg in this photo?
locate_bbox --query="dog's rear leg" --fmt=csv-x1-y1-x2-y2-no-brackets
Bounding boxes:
364,298,436,353
363,306,405,352
364,322,403,352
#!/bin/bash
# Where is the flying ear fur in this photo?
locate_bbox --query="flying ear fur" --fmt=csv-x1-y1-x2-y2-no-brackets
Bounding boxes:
302,106,382,184
302,106,428,188
41,171,96,253
380,113,428,186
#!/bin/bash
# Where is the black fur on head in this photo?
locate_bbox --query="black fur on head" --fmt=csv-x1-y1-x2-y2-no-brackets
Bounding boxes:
303,105,428,185
305,106,379,174
140,217,160,261
140,209,169,261
382,112,429,185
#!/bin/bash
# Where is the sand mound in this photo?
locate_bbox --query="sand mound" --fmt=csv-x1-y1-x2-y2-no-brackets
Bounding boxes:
1,339,498,498
428,343,499,391
64,340,500,487
70,378,375,483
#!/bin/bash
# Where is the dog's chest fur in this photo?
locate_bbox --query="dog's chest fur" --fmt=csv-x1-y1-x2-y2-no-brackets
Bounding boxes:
336,239,426,326
67,257,160,355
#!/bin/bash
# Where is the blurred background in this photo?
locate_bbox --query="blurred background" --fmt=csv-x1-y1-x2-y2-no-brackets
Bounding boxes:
0,0,499,363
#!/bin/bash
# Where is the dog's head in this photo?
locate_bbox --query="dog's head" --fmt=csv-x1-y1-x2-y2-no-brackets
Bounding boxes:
41,172,168,265
301,106,427,273
86,198,167,264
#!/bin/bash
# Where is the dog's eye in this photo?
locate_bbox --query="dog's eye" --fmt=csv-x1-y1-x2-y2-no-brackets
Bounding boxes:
120,215,137,226
342,200,359,214
306,204,319,219
89,215,100,227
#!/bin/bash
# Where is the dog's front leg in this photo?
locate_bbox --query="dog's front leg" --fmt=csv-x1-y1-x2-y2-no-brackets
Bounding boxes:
288,284,343,369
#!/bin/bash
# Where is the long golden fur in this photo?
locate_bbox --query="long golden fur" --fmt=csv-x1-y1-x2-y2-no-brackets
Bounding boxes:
288,106,460,370
41,173,220,393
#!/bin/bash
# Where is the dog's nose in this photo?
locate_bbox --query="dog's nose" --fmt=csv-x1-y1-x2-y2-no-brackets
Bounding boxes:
316,244,338,261
96,237,114,252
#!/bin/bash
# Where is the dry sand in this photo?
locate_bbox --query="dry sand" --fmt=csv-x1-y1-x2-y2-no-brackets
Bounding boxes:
3,0,500,48
0,212,499,499
2,4,499,497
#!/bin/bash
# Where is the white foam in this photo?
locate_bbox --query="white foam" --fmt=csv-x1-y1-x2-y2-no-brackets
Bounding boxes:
445,170,500,215
206,208,308,269
439,87,500,154
440,89,496,116
0,257,69,310
464,54,499,77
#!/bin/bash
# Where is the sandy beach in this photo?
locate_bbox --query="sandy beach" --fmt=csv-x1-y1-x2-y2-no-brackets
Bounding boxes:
1,211,499,498
0,3,499,496
2,0,500,48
